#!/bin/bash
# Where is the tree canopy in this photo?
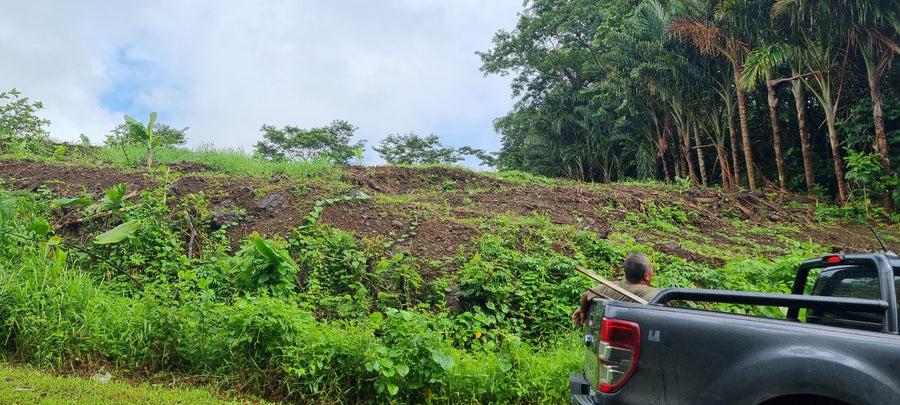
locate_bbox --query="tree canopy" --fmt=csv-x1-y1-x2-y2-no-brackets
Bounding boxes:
254,119,365,165
373,132,495,167
0,88,50,141
480,0,900,209
105,122,189,148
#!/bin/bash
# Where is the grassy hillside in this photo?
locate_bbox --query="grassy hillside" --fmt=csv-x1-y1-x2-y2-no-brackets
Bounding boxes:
0,141,897,404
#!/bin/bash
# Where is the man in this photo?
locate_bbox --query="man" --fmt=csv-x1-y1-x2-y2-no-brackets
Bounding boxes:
572,253,658,326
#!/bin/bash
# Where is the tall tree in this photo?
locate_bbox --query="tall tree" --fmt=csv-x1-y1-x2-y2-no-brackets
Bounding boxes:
698,83,736,190
846,1,900,211
766,10,819,196
667,11,757,190
743,44,792,192
604,0,710,185
775,0,853,204
480,0,639,180
479,0,900,205
592,0,674,181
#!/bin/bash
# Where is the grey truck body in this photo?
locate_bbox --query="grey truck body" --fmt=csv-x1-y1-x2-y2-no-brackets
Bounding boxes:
570,253,900,405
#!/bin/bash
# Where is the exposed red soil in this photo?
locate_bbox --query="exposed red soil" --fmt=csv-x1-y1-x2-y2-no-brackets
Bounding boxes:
2,157,898,273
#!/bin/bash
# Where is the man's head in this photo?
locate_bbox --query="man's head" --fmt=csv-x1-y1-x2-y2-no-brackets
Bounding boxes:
623,253,653,284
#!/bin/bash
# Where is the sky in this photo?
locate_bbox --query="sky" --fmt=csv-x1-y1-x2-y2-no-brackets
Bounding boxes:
0,1,524,166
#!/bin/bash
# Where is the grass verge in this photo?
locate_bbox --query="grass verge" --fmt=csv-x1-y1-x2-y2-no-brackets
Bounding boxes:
0,362,271,405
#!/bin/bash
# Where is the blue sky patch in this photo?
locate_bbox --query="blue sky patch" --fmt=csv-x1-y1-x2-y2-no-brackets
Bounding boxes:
99,45,184,125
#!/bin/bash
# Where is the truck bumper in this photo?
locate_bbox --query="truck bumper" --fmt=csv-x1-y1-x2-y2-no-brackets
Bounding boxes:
570,372,596,405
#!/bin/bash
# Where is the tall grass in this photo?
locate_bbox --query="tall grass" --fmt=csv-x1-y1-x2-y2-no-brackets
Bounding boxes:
82,143,339,179
0,251,578,403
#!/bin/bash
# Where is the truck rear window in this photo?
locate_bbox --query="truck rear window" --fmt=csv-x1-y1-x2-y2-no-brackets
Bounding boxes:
807,265,900,331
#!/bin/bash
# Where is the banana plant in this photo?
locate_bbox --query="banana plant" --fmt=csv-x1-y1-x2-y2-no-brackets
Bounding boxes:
124,112,158,169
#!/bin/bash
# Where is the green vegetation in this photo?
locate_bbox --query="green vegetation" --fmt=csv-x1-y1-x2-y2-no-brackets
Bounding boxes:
0,176,590,403
124,112,160,169
479,0,900,211
0,363,269,405
253,120,365,165
0,0,897,398
86,142,339,179
0,88,50,154
373,132,495,167
0,135,869,403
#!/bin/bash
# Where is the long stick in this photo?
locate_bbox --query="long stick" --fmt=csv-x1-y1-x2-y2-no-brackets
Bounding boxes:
575,265,648,304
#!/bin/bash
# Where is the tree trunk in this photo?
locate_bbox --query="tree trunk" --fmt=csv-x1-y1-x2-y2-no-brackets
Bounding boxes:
663,116,674,183
867,58,893,212
670,105,697,184
718,142,733,191
766,69,786,192
825,117,848,204
653,113,668,183
679,126,698,185
792,77,816,197
857,32,894,212
733,63,756,191
725,89,741,189
692,119,707,186
811,69,849,205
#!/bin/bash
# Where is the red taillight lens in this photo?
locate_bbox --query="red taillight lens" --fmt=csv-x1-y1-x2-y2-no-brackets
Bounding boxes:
823,255,842,264
598,318,640,393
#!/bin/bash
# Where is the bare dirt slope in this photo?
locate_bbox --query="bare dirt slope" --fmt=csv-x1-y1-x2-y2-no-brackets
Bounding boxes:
2,157,898,270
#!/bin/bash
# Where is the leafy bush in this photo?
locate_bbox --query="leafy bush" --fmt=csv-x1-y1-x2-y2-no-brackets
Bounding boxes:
371,253,424,311
440,333,581,404
288,224,368,313
231,235,299,298
366,309,456,401
281,320,375,401
454,231,587,342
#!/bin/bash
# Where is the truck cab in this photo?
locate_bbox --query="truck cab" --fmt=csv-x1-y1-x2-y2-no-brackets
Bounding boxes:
789,253,900,332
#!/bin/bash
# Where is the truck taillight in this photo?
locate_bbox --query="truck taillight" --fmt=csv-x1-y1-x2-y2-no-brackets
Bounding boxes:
823,255,842,264
597,318,640,393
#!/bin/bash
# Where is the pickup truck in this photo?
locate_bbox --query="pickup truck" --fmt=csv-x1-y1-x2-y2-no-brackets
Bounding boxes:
569,253,900,405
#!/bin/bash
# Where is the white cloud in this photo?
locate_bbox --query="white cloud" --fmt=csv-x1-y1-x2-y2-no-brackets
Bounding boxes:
0,1,521,165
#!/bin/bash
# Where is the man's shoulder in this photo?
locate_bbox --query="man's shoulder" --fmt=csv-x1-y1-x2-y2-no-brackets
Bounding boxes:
620,282,659,300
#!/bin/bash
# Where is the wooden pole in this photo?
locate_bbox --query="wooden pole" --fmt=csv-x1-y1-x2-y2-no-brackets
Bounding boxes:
575,265,648,304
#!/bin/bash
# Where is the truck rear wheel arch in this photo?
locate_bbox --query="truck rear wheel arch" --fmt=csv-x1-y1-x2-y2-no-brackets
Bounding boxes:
703,350,878,405
759,394,848,405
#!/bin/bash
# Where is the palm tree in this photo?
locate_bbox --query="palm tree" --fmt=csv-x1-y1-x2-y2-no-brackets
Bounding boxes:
846,1,900,211
790,65,817,197
697,86,736,190
775,0,853,204
667,13,757,191
595,0,691,184
761,9,818,196
743,44,792,192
